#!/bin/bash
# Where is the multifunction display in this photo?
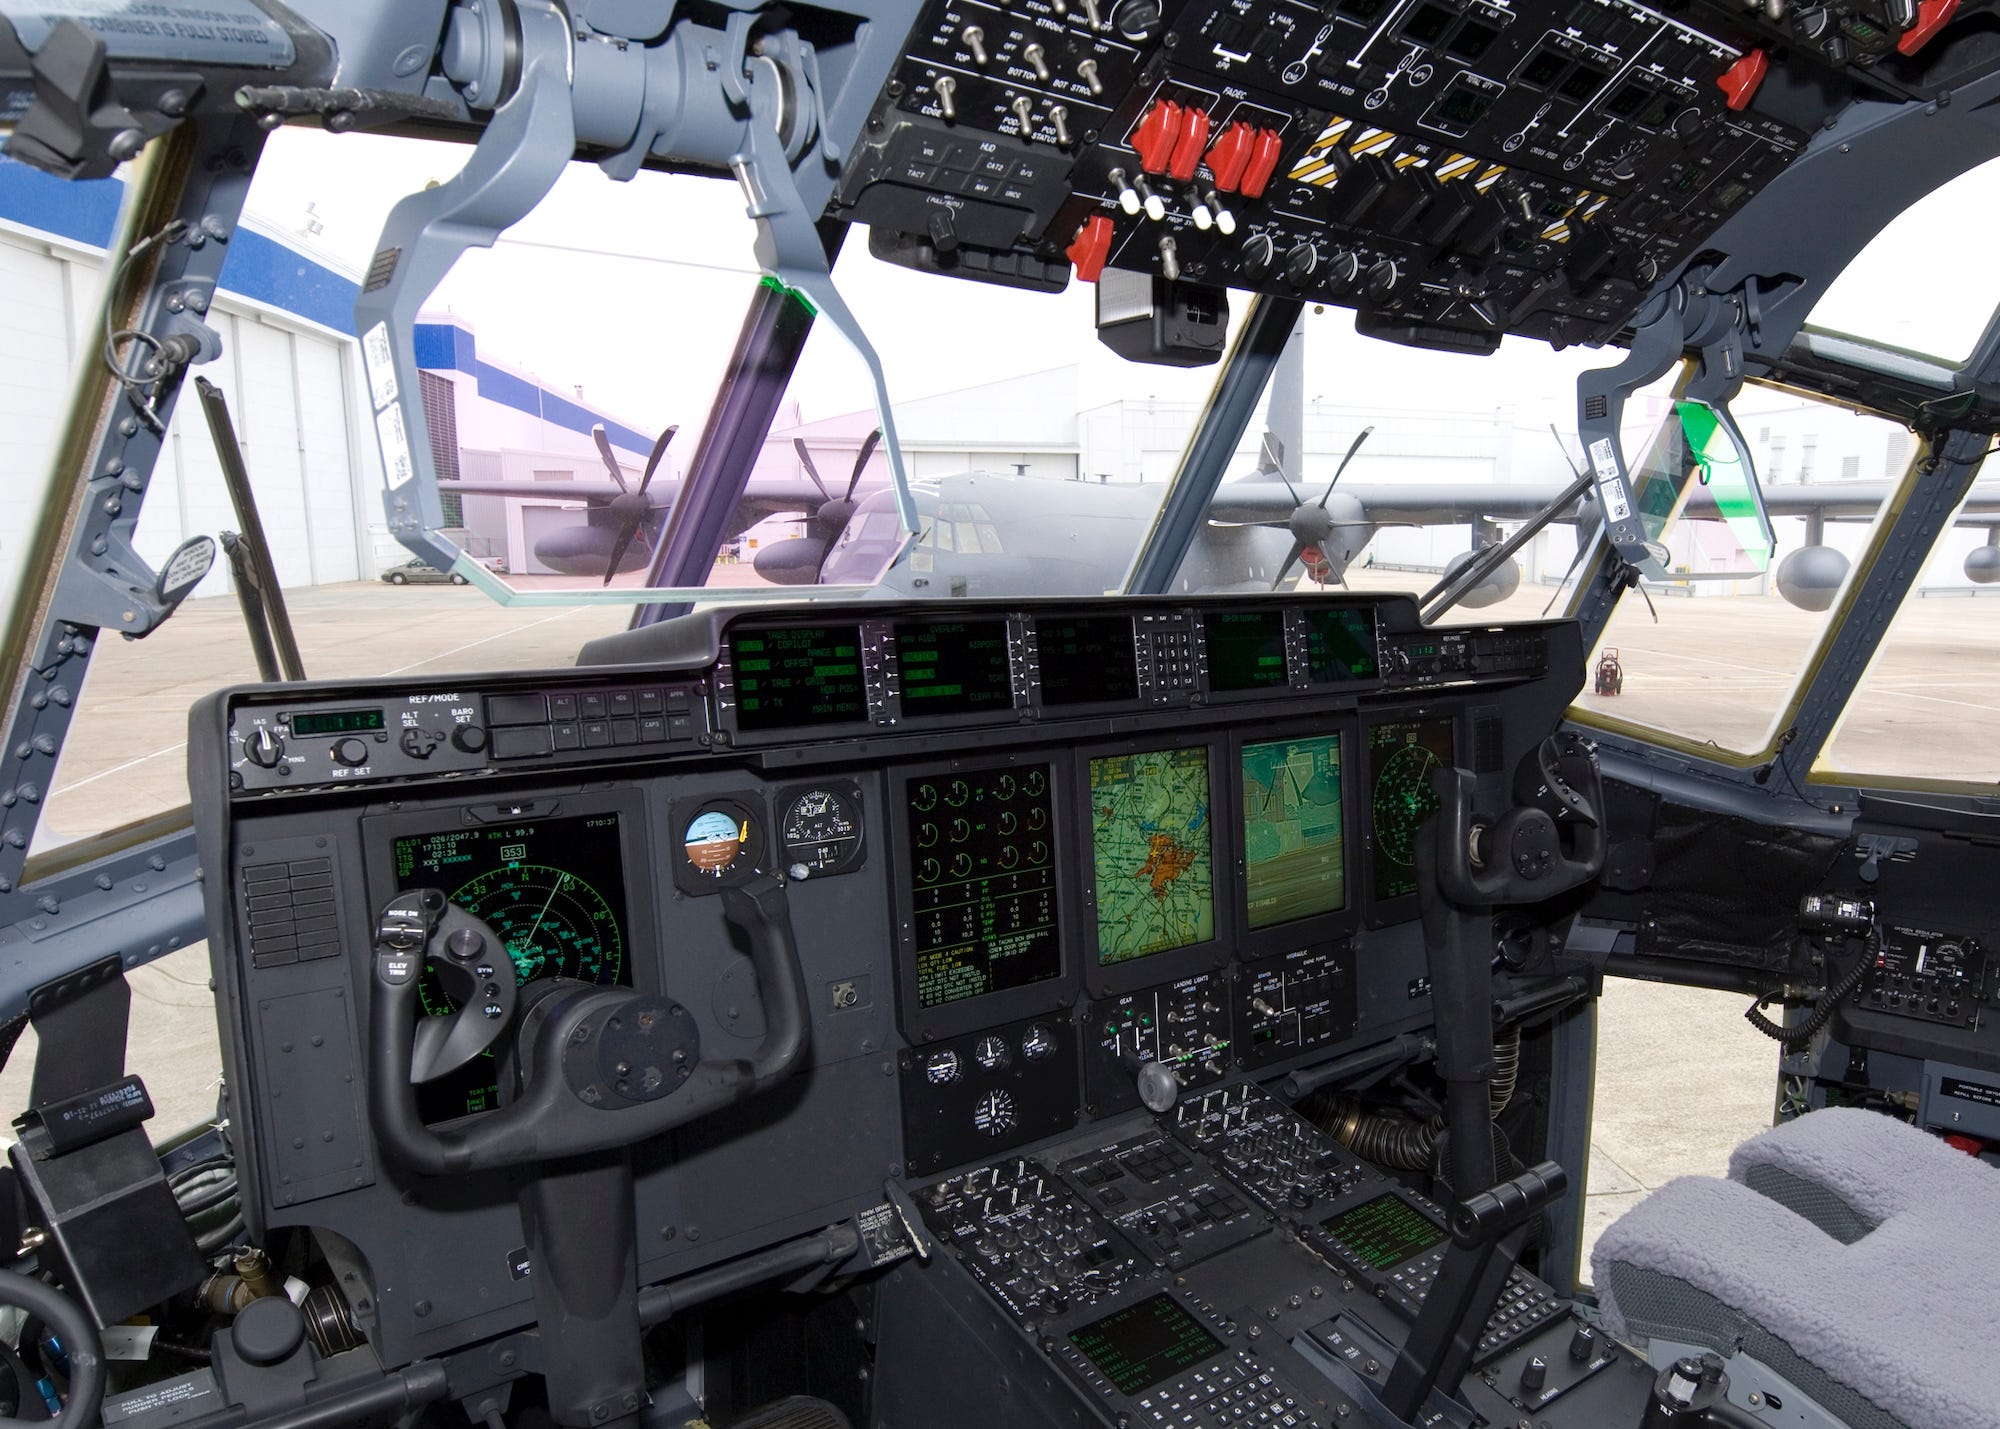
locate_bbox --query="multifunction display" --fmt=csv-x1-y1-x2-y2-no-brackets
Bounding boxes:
1305,608,1378,683
1322,1194,1446,1271
730,625,866,730
1068,1294,1225,1396
895,618,1013,718
1090,747,1214,964
391,812,631,1120
1039,616,1139,706
1367,717,1456,903
906,764,1061,1009
1205,610,1288,693
1241,734,1345,930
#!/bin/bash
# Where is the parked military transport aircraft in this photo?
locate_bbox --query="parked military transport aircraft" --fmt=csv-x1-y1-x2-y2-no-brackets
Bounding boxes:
7,2,2000,1429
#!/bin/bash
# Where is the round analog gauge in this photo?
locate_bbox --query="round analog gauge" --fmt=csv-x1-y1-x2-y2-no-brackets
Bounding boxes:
918,856,941,884
1374,744,1446,870
912,782,939,813
779,784,864,877
422,866,622,1016
916,821,939,848
950,817,971,842
1027,806,1047,831
923,1048,963,1085
1021,1023,1057,1062
1024,770,1047,798
973,1090,1017,1138
685,810,751,876
974,1034,1012,1071
994,773,1017,801
670,794,765,895
997,810,1018,835
945,778,973,808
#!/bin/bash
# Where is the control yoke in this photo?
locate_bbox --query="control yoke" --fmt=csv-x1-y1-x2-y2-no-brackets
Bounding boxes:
1417,733,1605,1198
368,873,811,1177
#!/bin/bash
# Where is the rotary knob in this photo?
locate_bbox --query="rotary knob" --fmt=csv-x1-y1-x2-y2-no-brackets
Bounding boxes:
1241,232,1277,282
244,727,284,768
1284,241,1318,287
1366,257,1403,302
331,737,370,768
1324,248,1360,288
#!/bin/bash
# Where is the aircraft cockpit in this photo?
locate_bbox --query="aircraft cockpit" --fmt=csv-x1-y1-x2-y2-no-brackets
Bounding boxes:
4,1,2000,1427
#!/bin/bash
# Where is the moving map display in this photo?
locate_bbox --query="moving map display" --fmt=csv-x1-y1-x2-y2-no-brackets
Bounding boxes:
1241,735,1345,930
1367,718,1456,902
1090,747,1214,964
906,764,1062,1008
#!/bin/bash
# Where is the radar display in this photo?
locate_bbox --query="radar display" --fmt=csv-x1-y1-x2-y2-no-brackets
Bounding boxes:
1367,718,1455,902
392,811,630,1119
1090,747,1214,964
1241,735,1345,930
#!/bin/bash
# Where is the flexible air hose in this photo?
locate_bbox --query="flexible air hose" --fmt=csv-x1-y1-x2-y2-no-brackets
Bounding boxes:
1308,1026,1523,1171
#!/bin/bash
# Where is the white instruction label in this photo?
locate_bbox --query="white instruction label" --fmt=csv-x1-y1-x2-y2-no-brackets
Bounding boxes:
376,403,414,489
101,1324,158,1361
361,321,398,410
1588,437,1632,523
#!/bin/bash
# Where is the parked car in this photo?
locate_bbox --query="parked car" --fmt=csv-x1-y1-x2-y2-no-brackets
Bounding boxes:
380,557,467,586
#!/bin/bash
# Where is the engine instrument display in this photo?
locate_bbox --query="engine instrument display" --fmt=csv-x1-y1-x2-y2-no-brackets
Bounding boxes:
907,764,1061,1009
1204,610,1288,693
1038,616,1138,707
1089,746,1214,964
730,625,866,731
391,812,631,1119
1241,735,1345,930
1367,717,1456,903
895,619,1013,718
1068,1294,1225,1396
1305,609,1379,683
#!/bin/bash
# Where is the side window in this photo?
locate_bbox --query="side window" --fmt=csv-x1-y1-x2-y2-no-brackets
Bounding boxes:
1816,477,2000,785
1571,382,1916,757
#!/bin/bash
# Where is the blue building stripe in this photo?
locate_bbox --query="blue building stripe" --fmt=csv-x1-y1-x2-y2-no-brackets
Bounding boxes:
1,157,654,454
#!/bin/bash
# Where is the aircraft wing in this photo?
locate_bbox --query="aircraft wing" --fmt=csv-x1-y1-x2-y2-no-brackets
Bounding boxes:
1206,479,1577,525
440,480,626,502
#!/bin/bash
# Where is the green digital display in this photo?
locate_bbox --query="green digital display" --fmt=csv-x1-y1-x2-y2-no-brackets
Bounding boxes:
291,707,385,736
1368,717,1455,902
392,813,630,1122
1242,735,1345,929
1323,1193,1446,1270
895,619,1013,717
1039,616,1138,706
1069,1295,1224,1396
1304,608,1378,682
731,625,866,730
1091,746,1214,964
1205,610,1288,692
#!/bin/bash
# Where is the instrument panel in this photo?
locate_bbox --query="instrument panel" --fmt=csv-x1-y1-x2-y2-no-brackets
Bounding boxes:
196,593,1579,1368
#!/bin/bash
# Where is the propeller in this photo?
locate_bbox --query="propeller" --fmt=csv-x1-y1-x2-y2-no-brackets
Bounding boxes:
757,429,884,586
1272,425,1374,590
595,422,677,585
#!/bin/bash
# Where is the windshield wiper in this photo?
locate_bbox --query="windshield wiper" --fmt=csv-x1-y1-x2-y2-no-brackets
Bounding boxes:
1419,462,1594,624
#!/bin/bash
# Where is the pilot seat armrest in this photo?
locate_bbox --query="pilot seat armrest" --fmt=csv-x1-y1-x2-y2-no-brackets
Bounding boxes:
1726,1107,1998,1243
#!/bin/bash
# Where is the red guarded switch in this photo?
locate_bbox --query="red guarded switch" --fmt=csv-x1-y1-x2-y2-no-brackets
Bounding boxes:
1168,108,1212,182
1239,127,1285,200
1205,121,1255,192
1132,99,1184,175
1716,48,1768,111
1067,213,1116,283
1898,0,1959,54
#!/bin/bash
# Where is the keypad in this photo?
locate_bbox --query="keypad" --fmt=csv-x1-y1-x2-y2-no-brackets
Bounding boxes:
1136,1351,1310,1428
